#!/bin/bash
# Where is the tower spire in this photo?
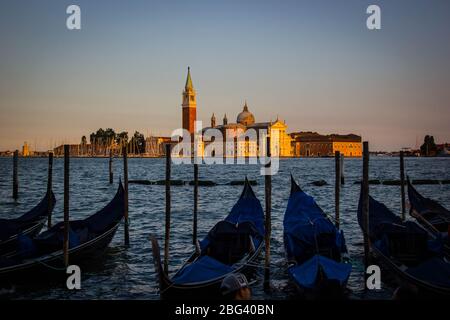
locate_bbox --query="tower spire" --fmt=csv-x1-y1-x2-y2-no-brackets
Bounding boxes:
182,67,196,134
185,66,194,91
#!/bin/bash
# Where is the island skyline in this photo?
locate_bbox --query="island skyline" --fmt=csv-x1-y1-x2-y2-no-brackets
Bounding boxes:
1,0,450,152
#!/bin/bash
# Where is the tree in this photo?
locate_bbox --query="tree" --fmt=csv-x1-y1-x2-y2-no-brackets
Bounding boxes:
420,135,437,156
130,131,145,154
116,131,128,148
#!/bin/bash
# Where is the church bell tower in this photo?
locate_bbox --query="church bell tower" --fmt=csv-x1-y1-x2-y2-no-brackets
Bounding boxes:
182,67,196,134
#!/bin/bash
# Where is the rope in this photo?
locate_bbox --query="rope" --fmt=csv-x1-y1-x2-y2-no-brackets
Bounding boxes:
36,259,67,271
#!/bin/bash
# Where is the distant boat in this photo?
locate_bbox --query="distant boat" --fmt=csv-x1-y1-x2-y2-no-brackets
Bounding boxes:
0,182,124,283
150,178,264,300
283,176,351,299
357,189,450,297
0,191,56,256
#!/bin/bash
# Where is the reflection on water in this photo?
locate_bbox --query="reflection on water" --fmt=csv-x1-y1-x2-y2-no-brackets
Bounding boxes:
0,157,449,299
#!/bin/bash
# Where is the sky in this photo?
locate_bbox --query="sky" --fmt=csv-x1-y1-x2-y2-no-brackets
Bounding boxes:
0,0,449,151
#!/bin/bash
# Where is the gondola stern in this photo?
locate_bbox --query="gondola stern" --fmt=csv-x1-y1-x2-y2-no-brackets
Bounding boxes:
290,175,302,195
241,176,256,199
149,235,172,295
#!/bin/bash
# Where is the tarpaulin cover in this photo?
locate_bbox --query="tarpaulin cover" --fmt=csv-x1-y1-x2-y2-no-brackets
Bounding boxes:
172,255,234,284
283,189,344,262
224,188,265,237
288,254,352,289
200,184,264,251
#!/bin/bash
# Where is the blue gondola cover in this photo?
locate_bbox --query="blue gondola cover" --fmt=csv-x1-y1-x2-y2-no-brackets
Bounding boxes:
172,256,234,284
288,254,352,289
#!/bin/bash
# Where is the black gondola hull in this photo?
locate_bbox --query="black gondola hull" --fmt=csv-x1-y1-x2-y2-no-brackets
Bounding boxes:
159,245,262,300
0,219,45,256
0,222,120,285
371,246,450,298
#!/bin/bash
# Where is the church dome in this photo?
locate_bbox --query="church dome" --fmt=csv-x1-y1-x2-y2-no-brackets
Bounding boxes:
236,102,255,126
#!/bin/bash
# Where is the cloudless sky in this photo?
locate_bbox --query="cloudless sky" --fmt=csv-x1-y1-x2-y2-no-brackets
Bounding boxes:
0,0,449,151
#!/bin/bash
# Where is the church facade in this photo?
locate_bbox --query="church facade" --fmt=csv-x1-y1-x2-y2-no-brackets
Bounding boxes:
181,68,292,158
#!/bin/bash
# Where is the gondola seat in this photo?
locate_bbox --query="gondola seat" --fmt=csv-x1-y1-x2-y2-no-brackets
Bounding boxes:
206,221,258,265
375,222,428,265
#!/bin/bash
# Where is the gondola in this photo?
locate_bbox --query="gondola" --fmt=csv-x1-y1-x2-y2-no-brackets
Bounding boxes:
150,178,264,300
407,178,450,258
0,182,124,283
407,178,450,234
283,176,351,299
357,189,450,298
0,191,56,256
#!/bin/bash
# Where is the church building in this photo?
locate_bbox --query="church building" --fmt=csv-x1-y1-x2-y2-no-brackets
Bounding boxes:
180,68,292,158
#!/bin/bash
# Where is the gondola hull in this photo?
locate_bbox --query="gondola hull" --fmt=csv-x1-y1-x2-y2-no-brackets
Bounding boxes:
0,191,56,256
0,219,46,256
0,222,120,284
358,191,450,298
0,183,124,286
371,245,450,298
152,237,263,300
150,179,265,300
283,177,351,299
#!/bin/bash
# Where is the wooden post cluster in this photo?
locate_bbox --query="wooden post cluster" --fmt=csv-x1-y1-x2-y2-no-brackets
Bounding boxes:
400,151,406,221
47,152,53,229
164,144,171,274
123,146,130,246
335,151,341,229
109,149,114,184
264,136,272,292
193,163,198,246
12,150,18,200
362,141,371,272
63,145,70,267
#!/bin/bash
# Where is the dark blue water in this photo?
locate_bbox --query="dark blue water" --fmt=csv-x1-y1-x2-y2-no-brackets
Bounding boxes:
0,156,449,299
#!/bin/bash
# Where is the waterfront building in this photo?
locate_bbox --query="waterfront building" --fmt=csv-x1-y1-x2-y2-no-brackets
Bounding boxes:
22,142,31,157
290,132,362,157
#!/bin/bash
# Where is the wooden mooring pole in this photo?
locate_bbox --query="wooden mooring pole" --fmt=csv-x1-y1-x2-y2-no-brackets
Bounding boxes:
340,154,345,185
164,144,171,274
63,145,70,267
12,150,18,200
109,149,114,184
362,141,371,273
400,151,406,221
335,151,341,229
264,136,272,292
123,146,130,246
193,163,198,246
47,151,53,229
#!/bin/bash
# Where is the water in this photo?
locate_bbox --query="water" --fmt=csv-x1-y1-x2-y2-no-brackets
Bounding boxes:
0,156,449,300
